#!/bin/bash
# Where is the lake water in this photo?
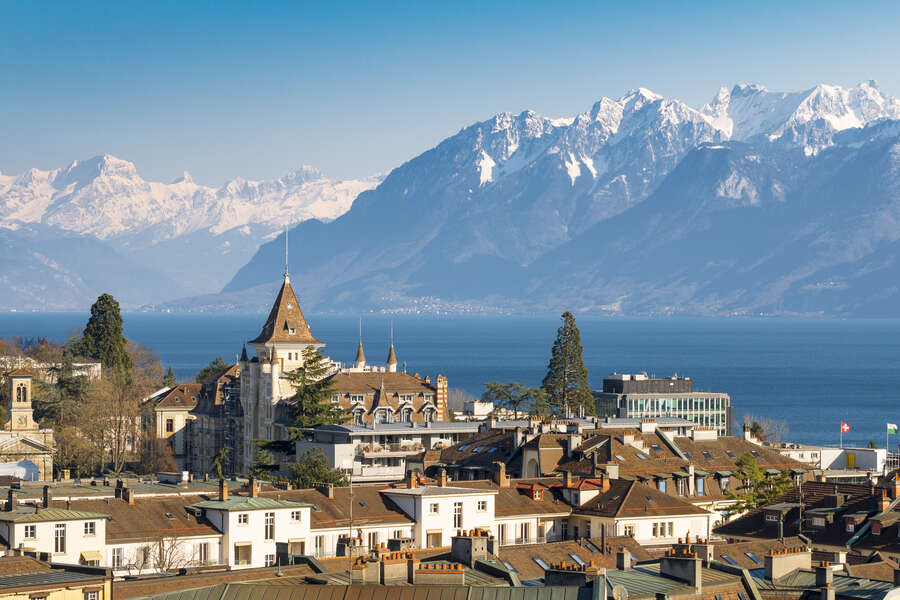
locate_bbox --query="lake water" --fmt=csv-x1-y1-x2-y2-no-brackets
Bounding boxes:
1,312,899,449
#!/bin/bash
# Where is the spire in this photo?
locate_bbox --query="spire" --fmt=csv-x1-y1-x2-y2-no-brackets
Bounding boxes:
249,278,322,346
240,345,249,362
354,341,366,369
283,225,290,284
386,320,398,372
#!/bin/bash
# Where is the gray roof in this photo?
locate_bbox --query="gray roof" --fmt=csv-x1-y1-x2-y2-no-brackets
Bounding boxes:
383,486,498,497
192,497,309,511
605,563,742,598
754,570,895,600
139,584,593,600
308,422,481,435
0,569,105,591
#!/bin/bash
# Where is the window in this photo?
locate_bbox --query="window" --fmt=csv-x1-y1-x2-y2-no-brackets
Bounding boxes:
846,523,855,533
725,450,736,458
765,513,779,523
473,446,484,453
24,524,36,539
111,547,123,567
234,544,252,565
745,552,761,564
195,542,209,565
696,478,705,496
570,553,586,566
165,418,174,433
534,557,550,570
653,522,658,537
291,510,302,522
314,535,325,557
499,523,508,544
702,451,713,460
264,512,275,540
238,513,249,525
739,593,749,600
429,503,439,515
54,523,66,553
750,450,760,458
453,502,463,528
668,522,673,537
426,531,442,547
623,524,634,536
657,479,666,493
84,592,98,600
561,520,569,539
350,394,365,404
534,489,543,500
265,553,275,567
635,452,648,460
84,521,96,536
720,554,738,566
477,500,487,512
368,531,378,550
720,476,730,489
811,517,826,527
394,529,405,539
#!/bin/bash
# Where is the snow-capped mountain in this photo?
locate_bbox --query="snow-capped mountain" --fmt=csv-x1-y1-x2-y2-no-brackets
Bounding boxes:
213,80,900,317
0,157,380,304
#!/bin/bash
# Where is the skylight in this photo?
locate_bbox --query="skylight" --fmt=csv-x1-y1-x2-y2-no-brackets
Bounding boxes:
458,445,469,451
650,444,663,452
569,553,586,566
165,513,175,519
487,447,497,453
725,450,736,457
738,593,749,600
635,452,648,460
615,454,626,461
534,558,550,569
584,541,600,553
503,561,518,573
745,552,761,564
473,446,484,453
720,555,738,566
702,451,713,460
683,452,692,460
751,450,760,458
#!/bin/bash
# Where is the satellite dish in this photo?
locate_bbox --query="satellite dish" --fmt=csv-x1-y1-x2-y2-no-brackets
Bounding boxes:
612,585,629,600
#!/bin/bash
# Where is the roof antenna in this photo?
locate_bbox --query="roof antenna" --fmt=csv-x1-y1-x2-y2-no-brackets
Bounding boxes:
359,317,362,344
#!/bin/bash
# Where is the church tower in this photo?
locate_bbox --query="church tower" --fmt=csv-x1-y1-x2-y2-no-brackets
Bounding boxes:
7,370,37,431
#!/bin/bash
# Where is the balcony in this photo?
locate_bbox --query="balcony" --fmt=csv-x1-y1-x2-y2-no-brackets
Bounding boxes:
350,464,407,481
359,442,424,458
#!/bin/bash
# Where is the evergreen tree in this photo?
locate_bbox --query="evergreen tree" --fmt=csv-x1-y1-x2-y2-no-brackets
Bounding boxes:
250,441,278,480
541,311,593,416
210,446,231,479
286,347,348,437
724,452,794,517
76,294,132,371
195,357,229,382
163,365,177,387
289,449,349,489
36,353,89,426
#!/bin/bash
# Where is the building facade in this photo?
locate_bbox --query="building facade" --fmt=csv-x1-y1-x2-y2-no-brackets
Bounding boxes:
0,371,54,481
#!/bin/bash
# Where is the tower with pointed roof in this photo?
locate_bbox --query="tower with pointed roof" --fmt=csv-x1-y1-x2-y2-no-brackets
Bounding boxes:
0,370,54,480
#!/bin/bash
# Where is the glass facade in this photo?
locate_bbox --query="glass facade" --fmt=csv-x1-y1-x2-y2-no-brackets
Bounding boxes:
622,394,731,435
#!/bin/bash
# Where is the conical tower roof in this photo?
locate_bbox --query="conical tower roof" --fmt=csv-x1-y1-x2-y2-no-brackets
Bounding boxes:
240,345,249,361
386,344,398,366
249,277,322,345
355,341,366,364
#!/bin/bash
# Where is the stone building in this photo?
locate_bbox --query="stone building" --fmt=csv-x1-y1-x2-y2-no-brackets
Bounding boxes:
0,370,54,481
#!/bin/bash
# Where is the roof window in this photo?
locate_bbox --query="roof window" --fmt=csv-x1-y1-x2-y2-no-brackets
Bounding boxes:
503,561,518,573
725,450,736,458
650,444,663,452
750,450,760,458
720,555,738,566
635,452,648,460
487,447,497,453
615,454,626,461
458,445,469,451
473,446,484,453
702,451,713,460
165,513,175,519
569,553,586,566
534,558,550,570
745,552,761,564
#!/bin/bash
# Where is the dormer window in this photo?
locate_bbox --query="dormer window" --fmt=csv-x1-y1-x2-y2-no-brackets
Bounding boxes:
289,328,296,335
533,489,543,501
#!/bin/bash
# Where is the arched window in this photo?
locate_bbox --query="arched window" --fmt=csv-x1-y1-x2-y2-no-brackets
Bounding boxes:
423,406,436,423
16,384,26,403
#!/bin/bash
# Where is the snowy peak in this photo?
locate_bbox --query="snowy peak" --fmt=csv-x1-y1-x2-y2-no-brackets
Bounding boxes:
701,80,900,152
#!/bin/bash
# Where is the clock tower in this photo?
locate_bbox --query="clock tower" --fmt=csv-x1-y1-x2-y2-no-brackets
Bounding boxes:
7,370,37,431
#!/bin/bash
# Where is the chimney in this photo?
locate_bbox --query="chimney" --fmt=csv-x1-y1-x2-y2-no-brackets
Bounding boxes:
563,470,574,487
893,568,900,587
815,564,833,587
659,551,702,591
123,488,135,506
6,490,15,511
592,569,608,600
493,462,509,488
42,485,51,509
616,548,631,571
438,469,448,487
606,463,619,480
249,477,259,498
879,491,890,512
219,478,228,501
407,472,417,489
821,586,835,600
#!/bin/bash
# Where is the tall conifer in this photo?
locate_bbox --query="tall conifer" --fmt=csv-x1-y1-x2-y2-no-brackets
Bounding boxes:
287,346,348,436
77,293,132,371
541,311,593,416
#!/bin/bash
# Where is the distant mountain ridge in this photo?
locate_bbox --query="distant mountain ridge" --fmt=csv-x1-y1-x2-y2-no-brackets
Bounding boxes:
0,157,380,308
209,81,900,317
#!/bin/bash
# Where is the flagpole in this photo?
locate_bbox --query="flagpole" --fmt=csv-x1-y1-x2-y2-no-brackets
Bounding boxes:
840,422,843,449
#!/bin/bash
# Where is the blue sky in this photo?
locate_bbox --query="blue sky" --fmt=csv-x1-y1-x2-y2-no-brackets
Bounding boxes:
2,1,899,184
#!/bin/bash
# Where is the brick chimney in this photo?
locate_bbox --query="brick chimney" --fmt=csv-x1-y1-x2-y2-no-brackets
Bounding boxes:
219,478,229,501
407,472,417,489
438,469,448,487
6,489,15,511
249,476,259,497
492,462,509,488
123,487,135,505
563,470,575,487
616,548,631,571
879,490,890,512
42,485,51,509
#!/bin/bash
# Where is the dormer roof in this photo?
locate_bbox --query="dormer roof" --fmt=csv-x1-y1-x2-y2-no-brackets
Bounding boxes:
249,278,322,346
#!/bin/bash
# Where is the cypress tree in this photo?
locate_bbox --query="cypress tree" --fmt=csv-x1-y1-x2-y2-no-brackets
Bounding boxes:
77,293,132,371
163,365,177,387
541,311,593,416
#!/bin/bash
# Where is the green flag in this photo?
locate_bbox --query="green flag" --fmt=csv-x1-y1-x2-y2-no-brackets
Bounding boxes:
888,423,898,434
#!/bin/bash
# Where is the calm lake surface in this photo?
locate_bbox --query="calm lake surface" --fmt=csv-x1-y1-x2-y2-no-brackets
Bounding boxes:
1,312,898,449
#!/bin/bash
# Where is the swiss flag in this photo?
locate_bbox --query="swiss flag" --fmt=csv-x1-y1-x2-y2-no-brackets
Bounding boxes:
841,422,851,433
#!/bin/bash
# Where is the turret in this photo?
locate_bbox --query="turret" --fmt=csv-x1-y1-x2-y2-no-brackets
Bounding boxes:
355,341,367,369
386,344,398,373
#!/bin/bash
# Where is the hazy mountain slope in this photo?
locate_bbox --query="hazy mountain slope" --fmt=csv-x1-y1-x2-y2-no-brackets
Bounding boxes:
0,156,380,298
0,225,184,310
214,81,900,316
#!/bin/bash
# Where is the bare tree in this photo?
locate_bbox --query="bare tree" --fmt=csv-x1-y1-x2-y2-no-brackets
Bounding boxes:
126,536,191,574
741,413,789,443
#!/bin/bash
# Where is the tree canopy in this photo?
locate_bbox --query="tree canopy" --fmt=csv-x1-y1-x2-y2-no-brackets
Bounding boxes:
163,365,177,387
541,311,593,416
289,448,349,489
481,382,546,419
287,346,347,437
74,293,132,371
195,357,229,382
724,452,794,517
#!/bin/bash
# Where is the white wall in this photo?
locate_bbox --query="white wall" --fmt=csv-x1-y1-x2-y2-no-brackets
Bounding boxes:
5,517,106,565
108,535,222,574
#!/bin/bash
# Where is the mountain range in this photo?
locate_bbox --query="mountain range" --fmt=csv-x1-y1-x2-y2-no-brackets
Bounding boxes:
0,158,379,308
213,80,900,317
6,80,900,316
